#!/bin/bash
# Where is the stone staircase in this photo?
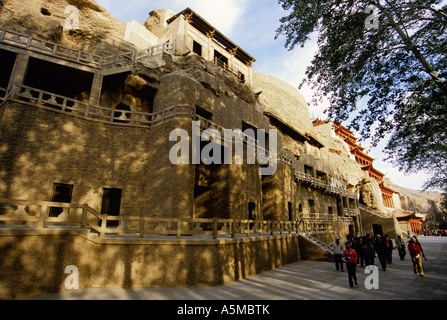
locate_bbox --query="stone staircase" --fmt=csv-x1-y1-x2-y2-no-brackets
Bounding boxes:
299,232,334,255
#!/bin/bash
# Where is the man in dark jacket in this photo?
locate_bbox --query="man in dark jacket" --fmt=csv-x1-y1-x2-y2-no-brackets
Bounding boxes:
374,235,387,271
363,238,375,266
384,234,393,264
395,234,406,261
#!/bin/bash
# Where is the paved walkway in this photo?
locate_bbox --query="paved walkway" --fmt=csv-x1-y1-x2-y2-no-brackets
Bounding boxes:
30,237,447,300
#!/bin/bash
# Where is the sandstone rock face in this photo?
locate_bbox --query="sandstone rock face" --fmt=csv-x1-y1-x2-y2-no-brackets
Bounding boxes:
1,0,440,223
360,179,387,211
137,53,258,108
252,70,315,135
0,0,134,55
383,177,444,223
313,125,365,187
143,9,176,38
252,71,367,190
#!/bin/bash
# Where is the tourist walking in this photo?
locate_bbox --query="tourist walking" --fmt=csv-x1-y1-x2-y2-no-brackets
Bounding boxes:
363,238,375,266
395,234,406,261
384,234,393,264
352,236,362,266
357,236,365,267
374,235,387,271
408,238,424,277
343,242,358,288
331,236,344,272
413,236,427,261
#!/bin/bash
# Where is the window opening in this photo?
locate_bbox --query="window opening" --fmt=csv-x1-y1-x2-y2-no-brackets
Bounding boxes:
214,50,228,68
308,199,316,214
193,41,203,57
248,202,256,230
288,202,293,221
101,188,122,227
49,183,73,217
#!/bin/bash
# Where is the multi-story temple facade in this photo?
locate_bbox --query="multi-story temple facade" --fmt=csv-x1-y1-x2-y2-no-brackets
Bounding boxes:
0,2,419,298
0,7,366,236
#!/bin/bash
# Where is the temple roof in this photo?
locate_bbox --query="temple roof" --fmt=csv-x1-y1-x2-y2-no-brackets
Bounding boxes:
266,112,325,148
167,8,256,66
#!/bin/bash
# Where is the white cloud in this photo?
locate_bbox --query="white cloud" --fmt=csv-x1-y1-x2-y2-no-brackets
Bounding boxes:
96,0,250,36
186,0,250,35
373,160,432,191
254,35,329,119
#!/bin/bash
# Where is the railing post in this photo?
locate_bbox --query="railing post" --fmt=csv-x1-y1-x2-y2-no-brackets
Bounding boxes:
213,217,218,240
177,219,182,239
100,215,107,239
81,204,88,228
37,204,48,229
139,217,145,239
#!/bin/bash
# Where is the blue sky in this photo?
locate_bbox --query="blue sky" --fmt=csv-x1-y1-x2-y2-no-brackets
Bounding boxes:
95,0,434,192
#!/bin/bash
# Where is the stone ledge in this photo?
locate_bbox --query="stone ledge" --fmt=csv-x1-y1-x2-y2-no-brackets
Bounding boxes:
0,225,300,246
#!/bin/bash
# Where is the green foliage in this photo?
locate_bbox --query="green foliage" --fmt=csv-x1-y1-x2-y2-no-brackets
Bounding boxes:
276,0,447,191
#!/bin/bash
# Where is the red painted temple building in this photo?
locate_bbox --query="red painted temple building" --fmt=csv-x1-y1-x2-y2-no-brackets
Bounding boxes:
396,212,424,235
313,119,399,209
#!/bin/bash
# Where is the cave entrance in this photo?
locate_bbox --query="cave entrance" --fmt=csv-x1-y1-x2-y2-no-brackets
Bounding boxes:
101,72,157,114
0,49,17,99
24,57,94,99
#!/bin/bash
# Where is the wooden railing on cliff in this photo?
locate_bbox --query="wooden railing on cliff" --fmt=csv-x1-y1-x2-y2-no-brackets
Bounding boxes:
3,85,194,128
0,27,175,70
0,199,310,240
359,204,391,218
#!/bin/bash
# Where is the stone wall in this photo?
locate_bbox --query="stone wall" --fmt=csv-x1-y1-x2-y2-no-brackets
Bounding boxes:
0,228,300,299
0,101,195,219
359,209,397,238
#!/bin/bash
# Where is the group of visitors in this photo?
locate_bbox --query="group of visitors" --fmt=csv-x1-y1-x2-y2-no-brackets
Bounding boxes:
331,233,426,288
423,229,446,237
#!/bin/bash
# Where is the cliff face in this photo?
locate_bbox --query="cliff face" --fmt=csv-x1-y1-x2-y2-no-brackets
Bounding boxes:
0,0,134,55
383,178,444,224
252,71,314,135
1,0,442,223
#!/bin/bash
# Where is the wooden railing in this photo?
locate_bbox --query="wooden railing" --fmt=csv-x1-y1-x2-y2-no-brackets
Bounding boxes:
0,27,175,70
0,87,6,101
213,58,245,83
193,114,277,163
7,85,194,128
101,51,135,69
136,43,175,62
359,204,390,218
0,28,103,68
294,168,358,199
0,199,339,240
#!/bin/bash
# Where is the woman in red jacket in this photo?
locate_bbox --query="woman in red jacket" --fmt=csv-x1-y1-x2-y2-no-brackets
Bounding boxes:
408,238,424,277
343,242,359,287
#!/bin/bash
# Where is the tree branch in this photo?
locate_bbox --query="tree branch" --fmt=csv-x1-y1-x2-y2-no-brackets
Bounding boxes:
371,0,447,95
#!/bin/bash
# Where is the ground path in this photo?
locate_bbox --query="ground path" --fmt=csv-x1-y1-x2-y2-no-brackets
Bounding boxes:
29,236,447,300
